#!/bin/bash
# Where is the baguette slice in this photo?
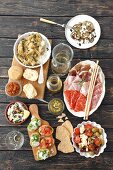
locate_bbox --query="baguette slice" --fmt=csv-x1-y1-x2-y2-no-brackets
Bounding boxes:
23,68,38,81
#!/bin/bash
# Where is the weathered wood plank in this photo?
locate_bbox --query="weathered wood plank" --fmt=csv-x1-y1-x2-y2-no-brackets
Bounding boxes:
0,150,113,170
0,58,113,78
1,38,113,59
1,126,113,151
0,16,113,39
0,0,113,17
0,77,113,105
0,103,113,128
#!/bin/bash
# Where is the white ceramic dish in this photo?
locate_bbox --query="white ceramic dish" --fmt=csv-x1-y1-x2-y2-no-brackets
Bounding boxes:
72,121,107,158
65,15,101,49
63,60,105,117
13,32,51,68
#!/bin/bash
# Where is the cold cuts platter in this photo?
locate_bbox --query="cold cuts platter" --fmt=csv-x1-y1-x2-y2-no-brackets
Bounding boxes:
63,60,105,117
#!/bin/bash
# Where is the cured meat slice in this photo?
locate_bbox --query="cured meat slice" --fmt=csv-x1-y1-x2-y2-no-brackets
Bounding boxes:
80,82,89,96
64,90,74,103
70,90,80,109
74,93,87,112
64,75,82,90
64,90,80,110
91,83,102,109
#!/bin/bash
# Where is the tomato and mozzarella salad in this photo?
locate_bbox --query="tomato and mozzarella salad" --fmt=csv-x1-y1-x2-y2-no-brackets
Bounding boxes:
73,122,106,156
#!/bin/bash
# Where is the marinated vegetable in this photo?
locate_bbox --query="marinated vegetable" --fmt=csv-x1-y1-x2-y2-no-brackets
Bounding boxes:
48,98,64,115
71,21,96,46
17,33,46,66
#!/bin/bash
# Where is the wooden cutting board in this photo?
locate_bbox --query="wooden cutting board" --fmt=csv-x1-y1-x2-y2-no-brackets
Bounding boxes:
28,104,57,161
10,40,52,99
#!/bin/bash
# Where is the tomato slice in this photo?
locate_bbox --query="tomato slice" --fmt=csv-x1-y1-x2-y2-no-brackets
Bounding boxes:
40,137,54,148
85,130,93,137
74,128,80,135
74,136,81,144
39,125,53,137
94,138,102,146
84,124,93,130
74,93,87,112
88,144,95,151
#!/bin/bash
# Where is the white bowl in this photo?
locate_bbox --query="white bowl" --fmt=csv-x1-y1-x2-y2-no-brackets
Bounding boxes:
63,60,105,117
65,15,101,49
72,121,107,158
13,32,51,68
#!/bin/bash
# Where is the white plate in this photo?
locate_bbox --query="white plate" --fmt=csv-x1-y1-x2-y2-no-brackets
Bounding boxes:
65,15,101,49
63,60,105,117
13,32,51,68
72,121,107,158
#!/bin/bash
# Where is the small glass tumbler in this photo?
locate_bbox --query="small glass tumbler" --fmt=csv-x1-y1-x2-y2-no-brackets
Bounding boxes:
46,75,62,93
51,43,73,76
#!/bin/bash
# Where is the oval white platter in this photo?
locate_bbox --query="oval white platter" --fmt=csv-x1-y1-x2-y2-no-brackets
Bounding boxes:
63,60,105,117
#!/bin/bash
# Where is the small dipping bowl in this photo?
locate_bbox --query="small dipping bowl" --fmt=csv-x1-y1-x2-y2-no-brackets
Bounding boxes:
5,101,29,125
48,98,64,115
5,81,22,97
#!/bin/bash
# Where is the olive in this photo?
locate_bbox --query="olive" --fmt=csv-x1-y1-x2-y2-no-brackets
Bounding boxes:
92,127,99,133
88,138,92,143
90,139,94,144
95,132,100,137
99,128,103,134
101,139,104,145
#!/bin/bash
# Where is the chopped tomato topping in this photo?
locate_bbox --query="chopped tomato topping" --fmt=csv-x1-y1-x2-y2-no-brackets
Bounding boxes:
39,125,53,136
40,137,54,148
74,128,80,135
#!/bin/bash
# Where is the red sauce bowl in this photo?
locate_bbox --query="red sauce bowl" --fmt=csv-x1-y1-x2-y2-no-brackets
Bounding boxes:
5,101,29,125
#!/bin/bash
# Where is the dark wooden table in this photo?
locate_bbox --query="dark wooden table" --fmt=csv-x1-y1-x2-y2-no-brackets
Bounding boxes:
0,1,113,170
